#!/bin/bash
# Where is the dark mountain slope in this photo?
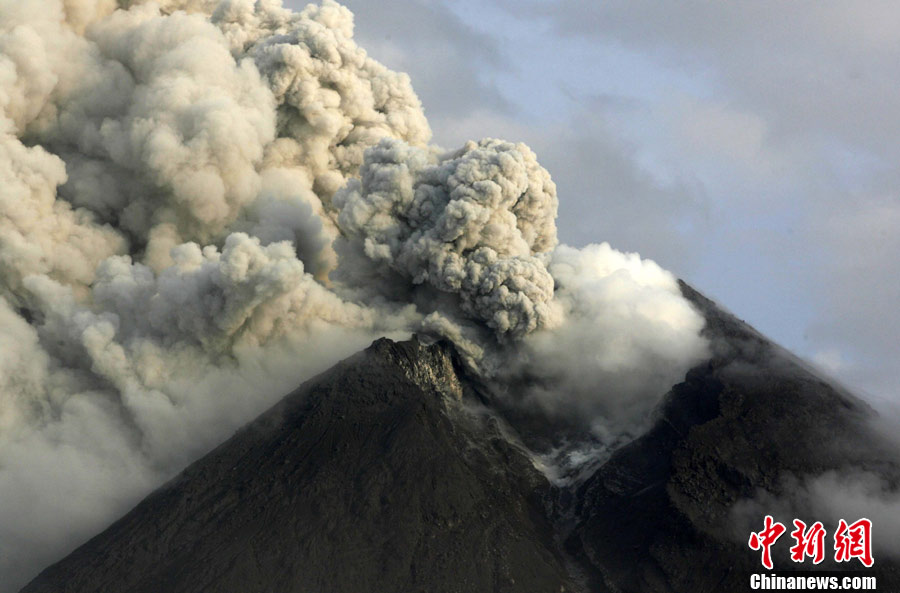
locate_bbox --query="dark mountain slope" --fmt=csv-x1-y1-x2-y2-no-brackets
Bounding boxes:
21,339,578,593
564,282,900,592
21,284,899,593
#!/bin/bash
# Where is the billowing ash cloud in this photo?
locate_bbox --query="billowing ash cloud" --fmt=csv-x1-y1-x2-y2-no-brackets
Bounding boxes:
0,0,708,589
334,137,558,338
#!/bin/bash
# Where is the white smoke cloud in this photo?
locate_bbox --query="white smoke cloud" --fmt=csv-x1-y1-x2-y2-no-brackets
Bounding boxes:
515,243,709,438
0,0,710,589
730,469,900,562
807,471,900,559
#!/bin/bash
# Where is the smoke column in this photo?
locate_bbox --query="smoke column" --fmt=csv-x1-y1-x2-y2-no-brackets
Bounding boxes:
0,0,709,588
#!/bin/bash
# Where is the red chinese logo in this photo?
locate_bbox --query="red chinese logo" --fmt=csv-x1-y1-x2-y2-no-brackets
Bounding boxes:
790,519,826,564
834,518,874,567
749,516,874,569
749,515,786,570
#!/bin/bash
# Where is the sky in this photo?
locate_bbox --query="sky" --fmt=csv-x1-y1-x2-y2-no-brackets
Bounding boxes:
284,0,900,407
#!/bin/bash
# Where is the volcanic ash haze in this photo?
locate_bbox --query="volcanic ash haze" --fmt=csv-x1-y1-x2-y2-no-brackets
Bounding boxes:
0,0,716,589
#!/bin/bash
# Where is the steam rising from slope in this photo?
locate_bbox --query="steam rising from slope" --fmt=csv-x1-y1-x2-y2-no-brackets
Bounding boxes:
517,243,708,437
0,0,708,588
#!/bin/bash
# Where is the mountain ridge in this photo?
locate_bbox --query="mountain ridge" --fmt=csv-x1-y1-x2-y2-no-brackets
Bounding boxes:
561,282,899,591
20,284,899,593
20,337,579,593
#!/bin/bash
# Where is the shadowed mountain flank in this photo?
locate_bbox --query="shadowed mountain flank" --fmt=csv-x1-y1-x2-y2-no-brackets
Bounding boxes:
21,286,897,593
21,338,576,593
563,282,900,592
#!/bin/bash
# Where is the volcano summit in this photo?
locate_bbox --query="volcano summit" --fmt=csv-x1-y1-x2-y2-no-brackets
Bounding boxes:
20,284,900,592
0,1,897,592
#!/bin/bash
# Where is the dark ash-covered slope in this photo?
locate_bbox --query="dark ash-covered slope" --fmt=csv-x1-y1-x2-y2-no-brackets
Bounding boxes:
563,282,900,592
21,284,899,593
21,338,577,593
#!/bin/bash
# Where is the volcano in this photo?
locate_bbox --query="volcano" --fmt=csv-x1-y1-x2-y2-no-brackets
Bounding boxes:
20,283,899,593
